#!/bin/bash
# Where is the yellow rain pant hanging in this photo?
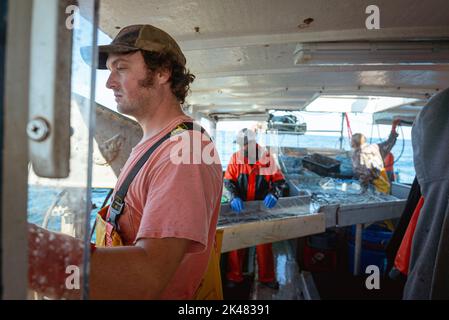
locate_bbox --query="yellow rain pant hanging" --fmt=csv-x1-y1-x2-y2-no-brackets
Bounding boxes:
372,169,395,231
95,205,123,247
372,169,391,195
193,229,224,300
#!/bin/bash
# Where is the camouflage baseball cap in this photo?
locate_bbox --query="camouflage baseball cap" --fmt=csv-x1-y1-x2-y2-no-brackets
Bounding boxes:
83,24,186,69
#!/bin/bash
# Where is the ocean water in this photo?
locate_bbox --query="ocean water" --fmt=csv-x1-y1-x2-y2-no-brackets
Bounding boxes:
28,186,110,232
28,134,415,230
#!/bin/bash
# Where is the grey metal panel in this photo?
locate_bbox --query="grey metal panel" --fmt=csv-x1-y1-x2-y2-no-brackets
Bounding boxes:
337,200,406,227
92,98,143,177
73,94,143,188
318,203,338,228
299,271,320,300
1,0,32,300
391,182,412,200
28,0,73,178
100,0,449,42
373,100,426,126
354,224,363,275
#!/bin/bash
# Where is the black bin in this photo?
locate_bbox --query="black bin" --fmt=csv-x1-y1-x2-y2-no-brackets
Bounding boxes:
302,153,341,177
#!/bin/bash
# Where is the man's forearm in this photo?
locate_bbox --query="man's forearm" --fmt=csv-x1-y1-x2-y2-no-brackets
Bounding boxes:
89,246,163,300
379,130,399,157
91,236,191,299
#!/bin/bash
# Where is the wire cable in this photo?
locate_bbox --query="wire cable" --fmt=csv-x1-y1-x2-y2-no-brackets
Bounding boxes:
393,124,405,165
369,121,375,144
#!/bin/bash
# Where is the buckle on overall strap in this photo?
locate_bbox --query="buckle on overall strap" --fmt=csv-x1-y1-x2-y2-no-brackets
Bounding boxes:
107,195,125,230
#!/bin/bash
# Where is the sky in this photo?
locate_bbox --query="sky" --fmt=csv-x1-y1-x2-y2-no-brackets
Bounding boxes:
71,13,117,112
217,112,412,140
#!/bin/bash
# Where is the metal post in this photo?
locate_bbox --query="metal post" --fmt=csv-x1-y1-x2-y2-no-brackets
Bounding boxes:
1,0,33,299
353,223,363,276
189,105,202,122
0,0,6,300
339,113,345,150
209,116,217,141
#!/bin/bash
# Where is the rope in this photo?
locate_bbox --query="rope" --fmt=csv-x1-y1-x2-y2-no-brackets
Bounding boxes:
344,113,353,139
369,121,375,144
393,124,405,165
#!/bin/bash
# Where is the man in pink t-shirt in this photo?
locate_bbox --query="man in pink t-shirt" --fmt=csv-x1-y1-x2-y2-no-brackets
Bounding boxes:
27,24,223,299
110,115,222,299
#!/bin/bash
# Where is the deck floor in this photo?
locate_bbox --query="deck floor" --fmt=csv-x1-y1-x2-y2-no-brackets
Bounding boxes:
222,240,304,300
250,241,304,300
222,238,405,300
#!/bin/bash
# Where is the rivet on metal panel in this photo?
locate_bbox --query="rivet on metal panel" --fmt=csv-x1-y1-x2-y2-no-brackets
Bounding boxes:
27,118,50,142
298,18,314,29
303,18,314,25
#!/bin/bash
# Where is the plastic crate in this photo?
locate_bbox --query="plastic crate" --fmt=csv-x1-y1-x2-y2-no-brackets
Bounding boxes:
346,224,392,275
302,153,341,176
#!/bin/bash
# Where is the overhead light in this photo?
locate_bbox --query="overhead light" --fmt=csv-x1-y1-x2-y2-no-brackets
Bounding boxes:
294,41,449,66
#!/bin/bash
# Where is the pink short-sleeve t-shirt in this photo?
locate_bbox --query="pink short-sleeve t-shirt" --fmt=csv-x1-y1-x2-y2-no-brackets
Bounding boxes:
109,115,223,299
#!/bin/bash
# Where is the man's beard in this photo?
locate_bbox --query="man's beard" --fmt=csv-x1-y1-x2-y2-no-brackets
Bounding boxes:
117,71,156,116
117,96,146,117
138,69,156,88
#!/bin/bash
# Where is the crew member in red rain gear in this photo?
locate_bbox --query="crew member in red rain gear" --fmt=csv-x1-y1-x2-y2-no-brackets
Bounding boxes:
223,128,288,290
384,152,395,182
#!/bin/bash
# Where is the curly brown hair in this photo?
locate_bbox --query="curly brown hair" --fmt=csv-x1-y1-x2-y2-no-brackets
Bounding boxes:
139,50,195,104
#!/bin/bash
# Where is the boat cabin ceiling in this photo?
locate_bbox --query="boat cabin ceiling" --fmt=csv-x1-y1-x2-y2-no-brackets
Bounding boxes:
97,0,449,121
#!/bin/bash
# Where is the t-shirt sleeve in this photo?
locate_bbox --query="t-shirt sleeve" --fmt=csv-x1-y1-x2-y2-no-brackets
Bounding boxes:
135,150,220,254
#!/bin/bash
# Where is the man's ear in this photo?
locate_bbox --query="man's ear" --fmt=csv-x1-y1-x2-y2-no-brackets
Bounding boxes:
155,68,171,85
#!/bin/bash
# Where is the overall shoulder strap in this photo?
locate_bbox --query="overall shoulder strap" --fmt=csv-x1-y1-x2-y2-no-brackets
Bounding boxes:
107,122,208,230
